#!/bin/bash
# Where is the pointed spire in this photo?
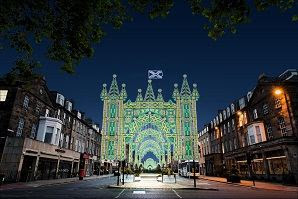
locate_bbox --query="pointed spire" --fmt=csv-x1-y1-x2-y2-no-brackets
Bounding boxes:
180,74,191,97
108,74,119,98
172,83,180,101
100,83,108,101
192,83,200,101
144,80,155,101
120,83,127,101
136,89,143,102
156,89,164,102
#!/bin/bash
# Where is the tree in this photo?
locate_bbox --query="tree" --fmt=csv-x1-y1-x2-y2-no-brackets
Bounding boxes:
1,0,297,73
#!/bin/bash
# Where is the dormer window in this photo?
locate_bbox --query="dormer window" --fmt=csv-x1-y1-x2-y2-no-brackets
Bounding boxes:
0,90,8,101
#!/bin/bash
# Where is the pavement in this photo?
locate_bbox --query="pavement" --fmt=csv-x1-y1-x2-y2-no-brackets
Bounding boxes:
0,174,113,191
199,175,298,192
110,173,217,190
1,175,298,198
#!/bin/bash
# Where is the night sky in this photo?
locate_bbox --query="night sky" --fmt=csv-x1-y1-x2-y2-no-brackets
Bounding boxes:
0,1,297,130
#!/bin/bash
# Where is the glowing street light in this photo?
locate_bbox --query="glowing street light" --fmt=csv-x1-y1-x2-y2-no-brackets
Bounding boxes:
274,88,283,95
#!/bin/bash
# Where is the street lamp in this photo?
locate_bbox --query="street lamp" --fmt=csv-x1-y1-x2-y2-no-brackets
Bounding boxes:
273,87,283,96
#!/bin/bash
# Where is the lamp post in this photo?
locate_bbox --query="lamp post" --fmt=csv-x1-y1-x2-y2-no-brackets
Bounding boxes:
193,136,197,188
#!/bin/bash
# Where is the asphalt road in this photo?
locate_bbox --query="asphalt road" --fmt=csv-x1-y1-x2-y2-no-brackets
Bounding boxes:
1,176,297,199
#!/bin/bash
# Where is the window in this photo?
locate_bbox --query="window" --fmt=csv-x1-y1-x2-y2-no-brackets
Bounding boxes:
253,109,258,119
239,98,246,109
231,103,235,114
266,123,273,139
36,101,42,115
227,122,230,133
0,90,8,101
250,135,256,144
44,126,54,143
23,95,29,108
262,103,269,115
16,118,24,136
233,138,237,149
256,126,262,142
219,113,223,122
278,117,287,136
275,98,282,109
45,109,49,117
227,107,231,117
232,119,235,130
223,110,226,120
223,124,226,135
30,123,37,139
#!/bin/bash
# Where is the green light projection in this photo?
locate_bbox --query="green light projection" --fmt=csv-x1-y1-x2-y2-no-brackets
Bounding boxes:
101,75,199,169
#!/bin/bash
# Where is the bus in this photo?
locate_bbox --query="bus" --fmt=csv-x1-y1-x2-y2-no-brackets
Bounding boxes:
178,160,200,178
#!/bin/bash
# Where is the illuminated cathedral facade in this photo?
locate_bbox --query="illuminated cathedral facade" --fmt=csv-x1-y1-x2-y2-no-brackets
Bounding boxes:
100,74,199,169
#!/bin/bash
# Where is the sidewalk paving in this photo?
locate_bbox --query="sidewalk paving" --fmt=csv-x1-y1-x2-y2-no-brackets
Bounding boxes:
109,174,217,190
199,175,298,192
0,174,113,191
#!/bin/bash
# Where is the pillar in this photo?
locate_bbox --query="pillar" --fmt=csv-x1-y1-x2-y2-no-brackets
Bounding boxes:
262,151,270,180
33,155,40,180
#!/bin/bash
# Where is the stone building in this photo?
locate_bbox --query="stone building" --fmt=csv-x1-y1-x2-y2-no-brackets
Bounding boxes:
198,124,211,175
199,69,298,184
0,77,101,182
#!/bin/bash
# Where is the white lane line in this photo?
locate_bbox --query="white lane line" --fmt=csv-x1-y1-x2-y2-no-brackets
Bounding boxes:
133,191,146,194
172,189,182,198
115,189,125,198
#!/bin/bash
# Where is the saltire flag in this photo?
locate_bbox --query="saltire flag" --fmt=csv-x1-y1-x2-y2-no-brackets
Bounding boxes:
148,70,163,79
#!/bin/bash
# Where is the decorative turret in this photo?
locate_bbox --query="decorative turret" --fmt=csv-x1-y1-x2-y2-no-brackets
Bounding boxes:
156,89,164,102
100,83,108,101
120,83,127,101
136,89,143,102
192,83,200,101
144,80,155,101
180,74,192,98
108,74,120,99
172,83,180,101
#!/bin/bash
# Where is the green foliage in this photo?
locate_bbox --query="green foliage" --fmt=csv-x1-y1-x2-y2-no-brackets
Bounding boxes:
162,167,174,175
1,0,297,73
123,167,134,174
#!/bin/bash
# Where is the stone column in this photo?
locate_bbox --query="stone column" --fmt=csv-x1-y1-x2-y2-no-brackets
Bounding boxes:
56,156,60,179
16,154,24,182
262,151,270,180
33,155,40,180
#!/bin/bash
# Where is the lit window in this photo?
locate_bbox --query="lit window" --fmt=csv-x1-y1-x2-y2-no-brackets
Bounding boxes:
239,98,246,109
255,126,262,142
275,98,282,109
223,110,226,120
0,90,8,101
278,117,287,136
23,95,29,108
16,118,24,136
263,103,269,115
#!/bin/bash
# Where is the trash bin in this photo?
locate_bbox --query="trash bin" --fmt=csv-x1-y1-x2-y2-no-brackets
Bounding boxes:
79,169,85,180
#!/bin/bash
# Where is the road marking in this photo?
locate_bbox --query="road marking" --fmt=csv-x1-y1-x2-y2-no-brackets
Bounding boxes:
172,189,182,198
133,191,146,194
114,189,125,198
